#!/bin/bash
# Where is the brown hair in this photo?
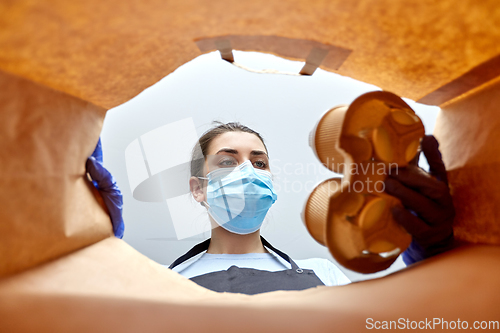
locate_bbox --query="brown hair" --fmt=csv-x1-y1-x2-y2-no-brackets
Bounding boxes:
191,122,267,178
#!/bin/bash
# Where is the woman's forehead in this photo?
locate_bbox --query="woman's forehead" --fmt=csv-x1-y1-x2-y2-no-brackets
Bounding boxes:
207,132,267,155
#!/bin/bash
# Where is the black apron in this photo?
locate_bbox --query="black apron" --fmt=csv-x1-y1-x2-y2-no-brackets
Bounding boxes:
169,236,325,295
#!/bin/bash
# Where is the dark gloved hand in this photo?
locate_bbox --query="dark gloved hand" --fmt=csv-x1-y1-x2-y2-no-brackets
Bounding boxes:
86,138,125,239
384,135,455,265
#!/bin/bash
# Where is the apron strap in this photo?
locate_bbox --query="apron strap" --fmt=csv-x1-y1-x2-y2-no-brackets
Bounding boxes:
168,238,211,269
168,236,300,270
260,237,300,270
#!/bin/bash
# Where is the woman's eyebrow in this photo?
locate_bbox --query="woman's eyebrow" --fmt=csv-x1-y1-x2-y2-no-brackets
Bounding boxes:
215,148,268,158
216,148,238,155
250,150,268,158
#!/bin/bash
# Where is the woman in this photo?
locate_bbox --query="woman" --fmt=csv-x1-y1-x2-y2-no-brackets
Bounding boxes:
168,122,350,294
86,122,455,295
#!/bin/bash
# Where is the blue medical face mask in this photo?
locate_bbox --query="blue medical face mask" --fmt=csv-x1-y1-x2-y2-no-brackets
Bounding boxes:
199,160,278,235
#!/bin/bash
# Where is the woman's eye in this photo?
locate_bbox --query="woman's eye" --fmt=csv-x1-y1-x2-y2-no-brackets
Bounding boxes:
253,160,267,169
218,158,237,167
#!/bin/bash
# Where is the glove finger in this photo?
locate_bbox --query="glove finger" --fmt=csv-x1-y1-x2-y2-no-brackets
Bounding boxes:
388,167,452,206
384,177,441,224
101,190,125,239
86,156,125,239
86,156,115,190
91,138,103,164
391,205,431,240
394,205,454,250
421,135,449,186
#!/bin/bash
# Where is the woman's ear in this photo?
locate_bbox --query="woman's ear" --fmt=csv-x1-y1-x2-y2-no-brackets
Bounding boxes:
189,176,206,203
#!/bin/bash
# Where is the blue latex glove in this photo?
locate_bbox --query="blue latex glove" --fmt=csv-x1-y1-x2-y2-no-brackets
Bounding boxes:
86,139,125,239
384,135,455,265
91,137,103,164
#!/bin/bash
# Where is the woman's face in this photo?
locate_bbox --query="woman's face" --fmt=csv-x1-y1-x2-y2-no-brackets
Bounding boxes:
190,131,270,203
205,131,270,174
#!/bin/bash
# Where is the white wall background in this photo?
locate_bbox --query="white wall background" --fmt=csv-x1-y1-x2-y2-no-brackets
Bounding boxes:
101,51,440,282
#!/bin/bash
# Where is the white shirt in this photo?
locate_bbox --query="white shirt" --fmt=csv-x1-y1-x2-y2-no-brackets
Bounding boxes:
169,251,351,287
